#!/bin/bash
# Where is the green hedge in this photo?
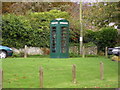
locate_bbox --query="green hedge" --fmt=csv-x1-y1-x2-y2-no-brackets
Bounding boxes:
2,10,118,50
2,10,70,48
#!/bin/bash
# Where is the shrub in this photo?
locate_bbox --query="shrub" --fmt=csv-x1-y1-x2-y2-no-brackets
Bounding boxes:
84,30,96,43
12,52,24,57
69,53,80,57
2,14,33,48
2,10,70,48
95,27,118,51
84,27,118,52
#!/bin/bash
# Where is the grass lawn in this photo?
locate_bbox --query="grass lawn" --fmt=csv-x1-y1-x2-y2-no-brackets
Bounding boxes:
1,57,118,88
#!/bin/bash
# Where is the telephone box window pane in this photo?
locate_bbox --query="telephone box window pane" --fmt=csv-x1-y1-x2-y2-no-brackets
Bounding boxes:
52,50,56,53
51,29,56,53
52,27,56,29
61,27,67,30
61,47,66,53
61,27,68,53
52,40,56,43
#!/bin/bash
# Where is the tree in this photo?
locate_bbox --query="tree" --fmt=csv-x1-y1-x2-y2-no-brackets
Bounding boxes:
82,2,120,29
2,2,15,13
2,2,72,15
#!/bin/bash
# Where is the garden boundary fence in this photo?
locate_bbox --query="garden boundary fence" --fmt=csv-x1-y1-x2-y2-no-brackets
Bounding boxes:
1,62,104,88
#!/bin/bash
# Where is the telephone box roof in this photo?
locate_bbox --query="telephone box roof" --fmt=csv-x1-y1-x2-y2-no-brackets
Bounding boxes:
51,18,69,22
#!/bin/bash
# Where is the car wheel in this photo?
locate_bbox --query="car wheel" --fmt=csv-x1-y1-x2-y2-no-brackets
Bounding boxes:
0,51,7,58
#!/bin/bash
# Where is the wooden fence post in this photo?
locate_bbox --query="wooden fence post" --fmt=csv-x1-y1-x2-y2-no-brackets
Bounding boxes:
24,45,27,58
100,62,104,80
105,47,108,58
2,70,3,88
39,66,43,88
0,69,3,89
72,64,77,84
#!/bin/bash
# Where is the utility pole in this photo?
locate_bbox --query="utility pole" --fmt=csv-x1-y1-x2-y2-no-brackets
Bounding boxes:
79,1,83,55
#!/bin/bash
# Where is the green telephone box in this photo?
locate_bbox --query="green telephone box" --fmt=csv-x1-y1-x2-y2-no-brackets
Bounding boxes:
50,18,69,58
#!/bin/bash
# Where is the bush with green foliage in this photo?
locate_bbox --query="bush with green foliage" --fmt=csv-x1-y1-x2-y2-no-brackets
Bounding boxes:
2,10,70,48
83,30,96,43
84,27,118,52
2,14,33,48
95,27,118,51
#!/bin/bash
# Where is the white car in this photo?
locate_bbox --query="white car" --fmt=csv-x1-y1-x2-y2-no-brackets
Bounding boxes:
112,47,120,56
